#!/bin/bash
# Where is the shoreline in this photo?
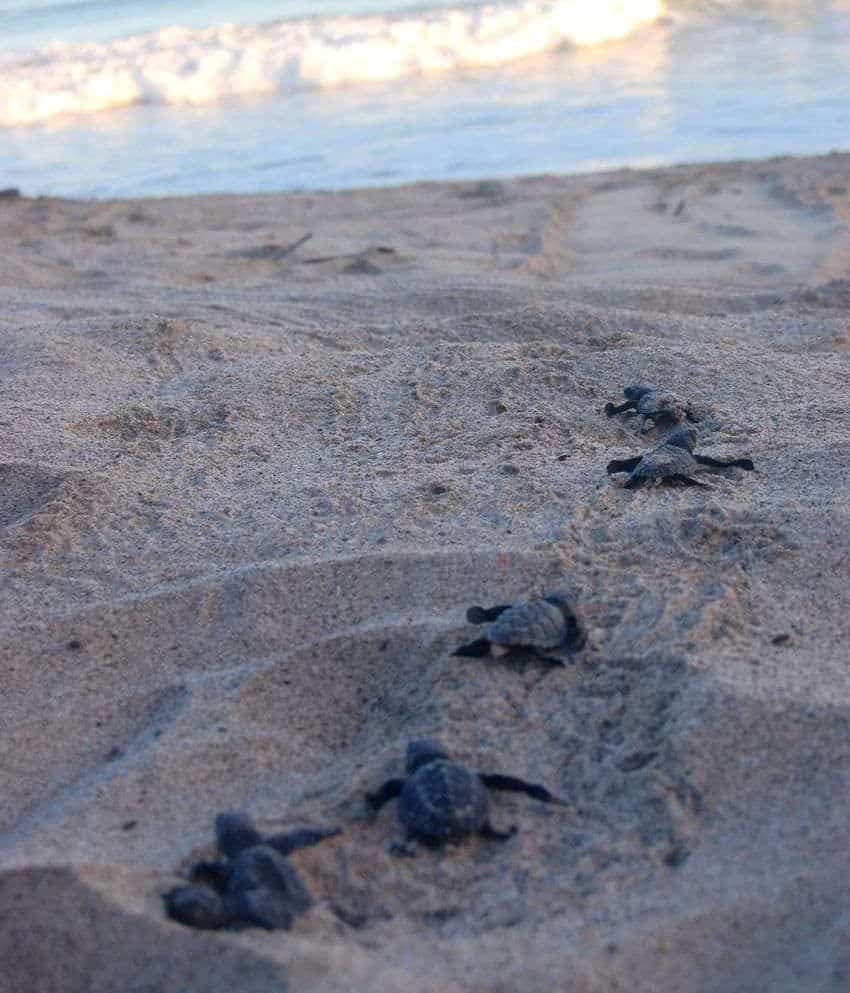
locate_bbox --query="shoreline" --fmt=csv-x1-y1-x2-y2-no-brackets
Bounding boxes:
1,150,849,993
6,147,850,205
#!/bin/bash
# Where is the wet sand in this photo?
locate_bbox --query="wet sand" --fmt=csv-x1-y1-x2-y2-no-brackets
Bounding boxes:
1,152,849,992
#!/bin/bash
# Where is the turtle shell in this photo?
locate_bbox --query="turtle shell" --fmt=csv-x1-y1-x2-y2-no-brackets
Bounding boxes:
224,844,312,914
623,384,654,402
631,443,697,483
399,759,489,842
636,388,688,420
226,886,297,931
487,598,570,652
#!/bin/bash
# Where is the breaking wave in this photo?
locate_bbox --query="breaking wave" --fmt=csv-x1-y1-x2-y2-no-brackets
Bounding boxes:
0,0,663,126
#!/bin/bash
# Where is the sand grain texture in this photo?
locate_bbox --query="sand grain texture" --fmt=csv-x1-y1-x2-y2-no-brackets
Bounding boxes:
1,153,849,992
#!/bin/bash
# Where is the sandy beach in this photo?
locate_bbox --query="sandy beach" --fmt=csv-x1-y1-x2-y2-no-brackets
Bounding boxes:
1,151,849,992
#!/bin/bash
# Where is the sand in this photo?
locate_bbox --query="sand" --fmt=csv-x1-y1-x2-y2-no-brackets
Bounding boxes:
0,151,848,993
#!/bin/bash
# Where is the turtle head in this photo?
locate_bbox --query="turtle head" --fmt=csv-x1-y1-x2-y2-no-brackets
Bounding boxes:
623,384,654,402
543,594,587,651
406,739,449,775
666,427,698,452
215,811,263,859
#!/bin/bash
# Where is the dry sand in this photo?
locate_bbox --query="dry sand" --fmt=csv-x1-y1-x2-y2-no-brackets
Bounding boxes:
0,152,849,993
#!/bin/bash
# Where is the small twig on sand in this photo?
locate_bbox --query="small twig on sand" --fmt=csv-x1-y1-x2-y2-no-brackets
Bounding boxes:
302,245,395,265
227,232,313,262
274,231,313,260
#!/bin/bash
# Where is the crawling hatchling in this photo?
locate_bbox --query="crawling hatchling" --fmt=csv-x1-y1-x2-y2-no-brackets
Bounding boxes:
606,427,754,489
163,812,340,930
453,594,585,665
605,384,698,433
366,739,565,854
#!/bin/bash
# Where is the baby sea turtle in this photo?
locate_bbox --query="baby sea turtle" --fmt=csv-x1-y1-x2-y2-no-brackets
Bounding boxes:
163,811,340,930
453,594,585,665
605,384,697,433
606,427,754,489
366,739,565,855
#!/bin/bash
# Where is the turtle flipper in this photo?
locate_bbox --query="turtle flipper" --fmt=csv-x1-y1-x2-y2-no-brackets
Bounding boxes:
479,773,567,806
466,604,512,624
605,400,637,417
266,826,342,856
694,454,754,471
365,778,405,811
607,456,642,475
453,637,493,658
479,822,518,842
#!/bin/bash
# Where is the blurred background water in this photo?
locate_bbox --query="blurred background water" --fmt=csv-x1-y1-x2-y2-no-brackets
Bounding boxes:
1,0,848,198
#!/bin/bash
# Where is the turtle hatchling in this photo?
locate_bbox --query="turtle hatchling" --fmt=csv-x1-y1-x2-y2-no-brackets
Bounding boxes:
605,384,698,433
606,426,754,489
365,739,565,854
163,811,340,930
453,594,585,665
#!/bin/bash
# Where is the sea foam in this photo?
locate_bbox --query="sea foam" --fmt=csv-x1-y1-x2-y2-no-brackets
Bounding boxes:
0,0,662,126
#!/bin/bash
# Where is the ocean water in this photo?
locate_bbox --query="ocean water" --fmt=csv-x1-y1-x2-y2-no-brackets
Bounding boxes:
0,0,849,198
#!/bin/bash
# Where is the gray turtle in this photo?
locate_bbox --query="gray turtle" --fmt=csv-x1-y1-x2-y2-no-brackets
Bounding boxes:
366,740,565,855
163,811,340,930
605,384,698,433
453,594,585,665
606,427,754,489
